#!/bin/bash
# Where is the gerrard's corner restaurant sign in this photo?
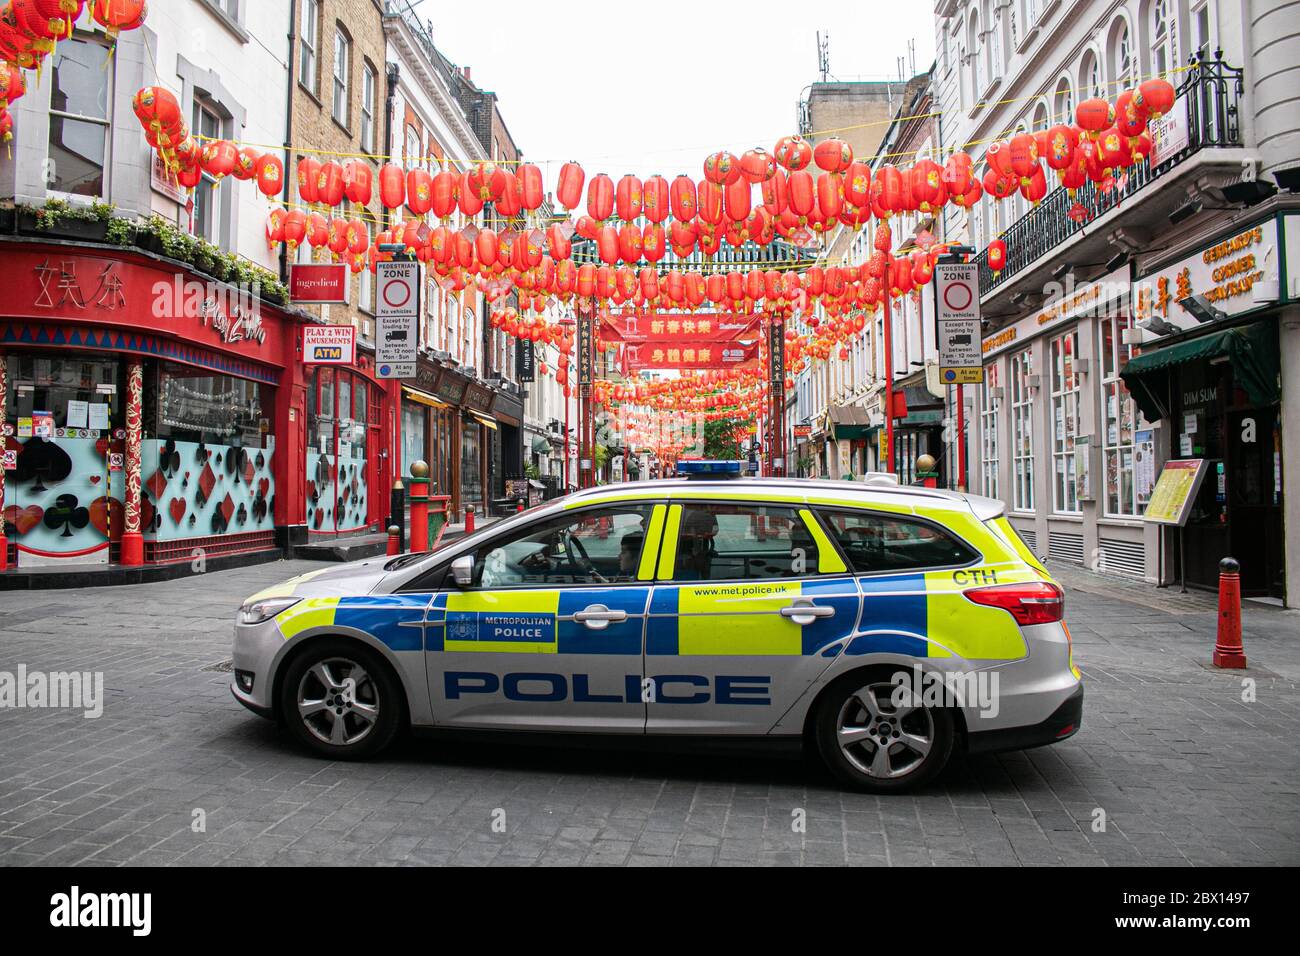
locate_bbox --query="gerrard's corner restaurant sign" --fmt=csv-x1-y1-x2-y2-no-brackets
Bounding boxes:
1131,217,1285,337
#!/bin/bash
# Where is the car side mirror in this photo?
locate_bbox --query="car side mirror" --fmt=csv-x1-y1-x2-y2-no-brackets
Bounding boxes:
451,555,474,587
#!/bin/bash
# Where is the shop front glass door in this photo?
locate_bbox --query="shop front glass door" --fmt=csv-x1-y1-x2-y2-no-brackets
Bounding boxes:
4,355,122,567
306,367,370,536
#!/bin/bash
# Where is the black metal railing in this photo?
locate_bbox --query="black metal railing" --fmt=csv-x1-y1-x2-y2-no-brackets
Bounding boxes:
383,0,463,93
974,53,1244,295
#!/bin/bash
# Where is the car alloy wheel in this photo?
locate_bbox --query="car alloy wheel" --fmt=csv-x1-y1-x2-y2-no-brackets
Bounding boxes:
835,682,934,779
297,657,381,746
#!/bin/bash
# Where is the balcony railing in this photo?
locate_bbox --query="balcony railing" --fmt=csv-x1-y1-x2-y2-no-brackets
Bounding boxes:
973,53,1244,295
383,0,462,93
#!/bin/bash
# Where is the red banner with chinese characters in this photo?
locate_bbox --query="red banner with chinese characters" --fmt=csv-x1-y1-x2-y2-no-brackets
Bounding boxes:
620,340,759,372
0,247,290,367
600,312,760,344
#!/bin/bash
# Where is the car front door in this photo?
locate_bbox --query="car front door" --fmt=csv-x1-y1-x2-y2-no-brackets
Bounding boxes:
645,499,860,734
424,501,664,732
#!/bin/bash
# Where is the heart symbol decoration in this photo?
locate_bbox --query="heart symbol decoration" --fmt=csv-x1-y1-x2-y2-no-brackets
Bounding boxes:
258,477,270,498
4,504,44,535
169,498,186,524
89,475,101,485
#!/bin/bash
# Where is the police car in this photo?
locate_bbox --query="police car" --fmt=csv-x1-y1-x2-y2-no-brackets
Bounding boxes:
231,464,1082,792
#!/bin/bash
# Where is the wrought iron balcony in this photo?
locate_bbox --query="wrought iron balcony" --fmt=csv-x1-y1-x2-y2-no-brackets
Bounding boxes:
973,53,1244,295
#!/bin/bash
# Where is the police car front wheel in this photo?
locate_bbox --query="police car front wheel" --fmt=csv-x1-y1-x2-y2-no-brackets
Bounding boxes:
279,640,404,759
815,674,954,792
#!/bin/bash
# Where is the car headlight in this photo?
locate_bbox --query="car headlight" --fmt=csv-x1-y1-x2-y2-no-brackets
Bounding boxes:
238,597,300,625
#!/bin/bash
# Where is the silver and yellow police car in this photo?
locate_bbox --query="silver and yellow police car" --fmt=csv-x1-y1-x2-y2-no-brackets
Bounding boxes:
231,464,1082,792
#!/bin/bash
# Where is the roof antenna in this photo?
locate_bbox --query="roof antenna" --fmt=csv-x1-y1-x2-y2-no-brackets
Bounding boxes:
816,31,830,83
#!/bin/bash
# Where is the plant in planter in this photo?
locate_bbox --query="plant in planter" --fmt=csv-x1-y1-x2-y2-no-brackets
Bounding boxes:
18,198,116,239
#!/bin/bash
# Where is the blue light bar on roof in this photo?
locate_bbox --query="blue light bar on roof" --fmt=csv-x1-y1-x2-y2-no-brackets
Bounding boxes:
675,459,743,478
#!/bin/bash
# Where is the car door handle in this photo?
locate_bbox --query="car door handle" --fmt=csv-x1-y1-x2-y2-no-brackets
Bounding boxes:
573,605,628,630
780,601,834,623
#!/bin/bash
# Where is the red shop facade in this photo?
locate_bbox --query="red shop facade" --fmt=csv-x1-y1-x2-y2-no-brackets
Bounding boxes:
0,239,395,574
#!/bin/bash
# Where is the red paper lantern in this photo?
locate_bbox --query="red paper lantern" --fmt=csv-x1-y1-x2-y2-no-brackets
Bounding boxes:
813,137,853,173
1075,97,1114,138
1115,89,1149,138
547,223,572,260
406,168,433,215
431,170,457,218
587,173,614,221
297,156,321,204
987,238,1007,276
458,171,483,216
670,175,697,221
1020,165,1048,205
315,161,345,207
378,163,405,209
724,176,752,222
697,180,724,225
282,209,307,250
815,172,842,219
266,208,286,247
254,153,284,198
200,140,238,183
556,161,585,210
1044,125,1078,173
910,159,946,213
0,63,25,108
91,0,147,40
133,87,182,136
1136,78,1176,119
231,146,259,181
642,222,666,263
739,147,776,183
340,159,371,205
703,151,740,185
1008,132,1040,185
517,163,544,211
615,174,643,222
774,134,812,171
787,170,815,218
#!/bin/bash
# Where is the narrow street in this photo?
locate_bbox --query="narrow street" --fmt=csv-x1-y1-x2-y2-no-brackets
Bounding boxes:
2,560,1296,867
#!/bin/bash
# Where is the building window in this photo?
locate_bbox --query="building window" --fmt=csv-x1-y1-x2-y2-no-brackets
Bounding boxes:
1112,19,1134,88
1010,347,1035,511
1054,76,1074,125
1081,51,1102,100
332,28,350,127
1099,314,1153,516
980,363,1000,500
1049,330,1081,514
190,99,222,242
1191,1,1213,59
360,63,376,152
299,0,319,94
47,36,112,198
1152,0,1173,77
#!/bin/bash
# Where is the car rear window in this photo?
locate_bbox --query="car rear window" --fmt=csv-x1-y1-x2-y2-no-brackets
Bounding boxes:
816,508,979,574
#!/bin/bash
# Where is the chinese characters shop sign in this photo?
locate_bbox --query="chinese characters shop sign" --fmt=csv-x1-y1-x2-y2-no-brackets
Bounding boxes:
1131,219,1280,336
9,252,280,357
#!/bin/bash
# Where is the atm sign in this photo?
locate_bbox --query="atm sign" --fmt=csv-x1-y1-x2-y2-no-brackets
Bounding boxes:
303,325,356,366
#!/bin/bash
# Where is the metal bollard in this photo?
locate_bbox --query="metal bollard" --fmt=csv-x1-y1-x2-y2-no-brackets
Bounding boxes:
386,525,401,556
465,505,475,535
516,499,525,513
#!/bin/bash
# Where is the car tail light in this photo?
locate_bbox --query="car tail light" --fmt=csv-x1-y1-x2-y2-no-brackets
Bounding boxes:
963,581,1065,626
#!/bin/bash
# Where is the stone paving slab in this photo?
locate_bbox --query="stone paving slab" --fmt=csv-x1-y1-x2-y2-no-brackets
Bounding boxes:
0,558,1297,866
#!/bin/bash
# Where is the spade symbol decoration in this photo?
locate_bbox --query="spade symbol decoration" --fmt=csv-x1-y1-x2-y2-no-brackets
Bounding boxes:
44,494,90,538
16,438,72,493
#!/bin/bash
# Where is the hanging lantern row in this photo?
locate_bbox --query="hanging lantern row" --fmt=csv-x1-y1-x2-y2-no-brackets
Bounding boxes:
0,1,147,71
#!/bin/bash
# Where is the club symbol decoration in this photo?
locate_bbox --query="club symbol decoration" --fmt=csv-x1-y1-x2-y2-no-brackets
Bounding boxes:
44,494,90,537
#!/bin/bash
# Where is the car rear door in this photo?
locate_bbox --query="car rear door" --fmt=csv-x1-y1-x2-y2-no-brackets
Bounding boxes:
644,498,860,734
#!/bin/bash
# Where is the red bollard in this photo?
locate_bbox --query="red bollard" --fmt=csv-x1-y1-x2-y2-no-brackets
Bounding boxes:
516,499,525,513
465,505,475,535
1212,556,1247,669
386,525,401,556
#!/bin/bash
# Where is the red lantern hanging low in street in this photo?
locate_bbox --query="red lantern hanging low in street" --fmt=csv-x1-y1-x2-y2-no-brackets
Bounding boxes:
1075,97,1114,138
316,162,345,207
91,0,147,41
1136,78,1176,119
703,150,740,185
615,173,643,222
587,172,614,221
774,134,812,171
297,156,321,204
556,161,585,210
342,159,372,205
813,137,853,173
254,153,283,198
200,139,238,184
379,163,405,209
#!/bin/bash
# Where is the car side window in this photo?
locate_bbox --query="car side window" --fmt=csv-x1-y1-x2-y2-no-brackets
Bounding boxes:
818,508,979,574
472,504,655,588
670,502,819,581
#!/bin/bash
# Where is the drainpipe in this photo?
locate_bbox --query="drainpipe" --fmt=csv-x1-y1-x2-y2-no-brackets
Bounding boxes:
383,63,399,233
280,0,298,286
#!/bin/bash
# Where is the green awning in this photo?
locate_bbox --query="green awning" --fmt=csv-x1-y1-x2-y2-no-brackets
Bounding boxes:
1120,321,1280,421
530,436,551,454
833,424,880,440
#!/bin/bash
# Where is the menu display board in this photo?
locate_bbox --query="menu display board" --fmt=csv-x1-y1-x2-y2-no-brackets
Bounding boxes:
1143,459,1208,526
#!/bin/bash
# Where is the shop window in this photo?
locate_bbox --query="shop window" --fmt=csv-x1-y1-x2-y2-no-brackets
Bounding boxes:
1050,330,1081,514
818,509,979,574
47,35,112,198
3,355,122,565
670,503,819,582
306,367,370,535
1099,314,1154,516
1010,347,1035,511
980,363,1000,500
461,417,483,513
401,401,426,480
149,364,275,541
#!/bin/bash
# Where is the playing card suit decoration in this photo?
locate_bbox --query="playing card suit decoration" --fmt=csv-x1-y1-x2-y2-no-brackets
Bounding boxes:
169,498,187,524
196,441,208,463
146,468,168,501
44,495,90,538
197,462,216,506
252,495,267,523
161,439,181,477
89,475,101,485
235,503,248,526
219,493,235,527
3,504,44,536
258,477,270,498
255,451,265,470
88,496,124,539
242,454,254,485
140,494,157,533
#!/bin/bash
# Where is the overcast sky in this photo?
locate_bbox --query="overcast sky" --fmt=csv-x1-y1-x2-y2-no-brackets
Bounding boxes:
406,0,936,184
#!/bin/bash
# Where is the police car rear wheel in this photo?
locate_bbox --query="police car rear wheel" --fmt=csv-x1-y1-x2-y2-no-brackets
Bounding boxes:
280,641,403,759
815,676,954,792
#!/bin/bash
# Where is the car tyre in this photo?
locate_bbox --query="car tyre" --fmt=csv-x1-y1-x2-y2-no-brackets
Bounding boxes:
814,671,954,793
279,639,404,760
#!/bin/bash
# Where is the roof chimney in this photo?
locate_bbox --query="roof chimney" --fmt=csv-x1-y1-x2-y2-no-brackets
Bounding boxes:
463,66,471,82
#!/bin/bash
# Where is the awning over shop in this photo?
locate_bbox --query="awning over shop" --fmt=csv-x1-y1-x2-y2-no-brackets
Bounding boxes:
402,386,449,409
530,436,550,454
1120,320,1280,421
469,411,498,431
827,405,876,440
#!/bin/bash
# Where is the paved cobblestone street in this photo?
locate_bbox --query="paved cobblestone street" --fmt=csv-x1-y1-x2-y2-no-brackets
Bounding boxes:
1,560,1298,867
